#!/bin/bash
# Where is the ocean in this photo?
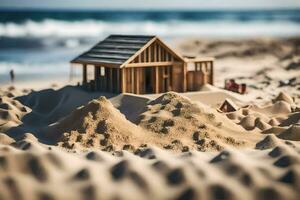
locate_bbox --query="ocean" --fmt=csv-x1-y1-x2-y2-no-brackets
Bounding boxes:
0,9,300,84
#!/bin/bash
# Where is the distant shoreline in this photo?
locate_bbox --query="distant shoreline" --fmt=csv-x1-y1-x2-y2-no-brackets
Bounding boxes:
1,8,300,12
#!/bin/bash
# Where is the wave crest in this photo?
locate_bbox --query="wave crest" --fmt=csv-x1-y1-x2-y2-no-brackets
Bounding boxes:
0,19,300,38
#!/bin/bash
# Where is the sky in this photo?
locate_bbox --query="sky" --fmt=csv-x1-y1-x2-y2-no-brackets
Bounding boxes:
1,0,300,10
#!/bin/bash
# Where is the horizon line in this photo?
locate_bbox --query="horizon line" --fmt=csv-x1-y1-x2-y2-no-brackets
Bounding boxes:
1,7,300,12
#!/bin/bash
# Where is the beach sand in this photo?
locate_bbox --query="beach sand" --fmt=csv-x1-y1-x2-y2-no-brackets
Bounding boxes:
0,37,299,200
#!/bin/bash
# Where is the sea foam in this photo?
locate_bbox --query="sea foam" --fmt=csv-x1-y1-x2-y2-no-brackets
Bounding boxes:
0,19,300,38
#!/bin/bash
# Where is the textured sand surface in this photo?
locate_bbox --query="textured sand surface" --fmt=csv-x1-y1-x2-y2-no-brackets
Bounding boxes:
0,37,299,200
0,134,300,200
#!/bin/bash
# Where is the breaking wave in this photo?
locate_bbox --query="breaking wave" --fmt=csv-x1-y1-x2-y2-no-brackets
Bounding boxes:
0,19,300,39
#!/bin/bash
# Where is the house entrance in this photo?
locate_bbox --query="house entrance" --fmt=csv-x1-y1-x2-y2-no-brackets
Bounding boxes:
145,67,153,93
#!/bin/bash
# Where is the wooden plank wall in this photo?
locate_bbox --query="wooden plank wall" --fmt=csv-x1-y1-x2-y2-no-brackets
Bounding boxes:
186,61,214,91
90,67,121,93
123,40,182,94
131,41,174,64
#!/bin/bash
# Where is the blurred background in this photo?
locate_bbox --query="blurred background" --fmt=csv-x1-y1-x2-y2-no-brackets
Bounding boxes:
0,0,300,85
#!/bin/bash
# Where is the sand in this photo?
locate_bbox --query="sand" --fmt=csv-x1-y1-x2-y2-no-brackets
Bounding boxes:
0,37,299,200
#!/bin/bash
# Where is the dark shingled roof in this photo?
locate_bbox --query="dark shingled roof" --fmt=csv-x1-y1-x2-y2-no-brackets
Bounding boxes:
71,35,156,66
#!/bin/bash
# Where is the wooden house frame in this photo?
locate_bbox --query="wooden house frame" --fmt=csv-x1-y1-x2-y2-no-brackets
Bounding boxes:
71,35,214,94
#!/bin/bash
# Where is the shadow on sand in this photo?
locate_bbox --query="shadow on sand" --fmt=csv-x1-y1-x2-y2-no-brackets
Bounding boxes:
7,85,117,143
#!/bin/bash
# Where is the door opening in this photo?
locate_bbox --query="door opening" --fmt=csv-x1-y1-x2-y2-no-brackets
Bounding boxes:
145,67,153,93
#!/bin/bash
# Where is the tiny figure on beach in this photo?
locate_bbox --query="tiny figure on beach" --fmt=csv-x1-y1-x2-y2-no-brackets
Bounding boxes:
10,69,15,83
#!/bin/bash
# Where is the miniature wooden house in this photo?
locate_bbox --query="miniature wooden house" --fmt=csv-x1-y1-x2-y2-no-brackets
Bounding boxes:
71,35,214,94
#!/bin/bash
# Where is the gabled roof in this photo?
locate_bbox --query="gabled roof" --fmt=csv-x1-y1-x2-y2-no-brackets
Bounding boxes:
71,34,184,68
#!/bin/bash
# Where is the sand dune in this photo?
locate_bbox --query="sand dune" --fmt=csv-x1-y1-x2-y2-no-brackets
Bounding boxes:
47,96,149,150
38,91,261,152
137,92,259,151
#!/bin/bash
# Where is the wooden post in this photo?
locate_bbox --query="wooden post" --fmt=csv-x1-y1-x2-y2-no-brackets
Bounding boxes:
167,66,171,91
121,68,126,93
210,61,214,85
135,68,140,94
141,68,145,94
144,49,147,62
131,68,134,93
94,66,98,91
158,45,161,62
148,46,151,62
183,63,187,92
154,43,157,62
155,66,159,93
82,64,87,84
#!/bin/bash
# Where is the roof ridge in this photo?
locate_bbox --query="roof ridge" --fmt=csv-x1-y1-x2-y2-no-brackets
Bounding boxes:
109,34,156,38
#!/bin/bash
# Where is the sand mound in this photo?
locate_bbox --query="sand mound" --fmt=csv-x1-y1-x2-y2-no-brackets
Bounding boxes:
239,115,256,130
280,112,300,126
278,124,300,141
224,94,296,133
1,87,265,152
47,97,148,150
0,96,29,133
273,92,294,104
262,126,289,135
0,133,15,145
268,118,280,126
252,101,292,116
137,92,257,151
255,118,272,131
255,134,283,150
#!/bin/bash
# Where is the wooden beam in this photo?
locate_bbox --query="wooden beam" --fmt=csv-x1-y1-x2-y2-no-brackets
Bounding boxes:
210,61,214,85
135,68,140,94
141,68,145,94
155,66,159,93
121,68,126,93
183,63,187,92
158,44,161,62
71,61,121,68
125,61,182,68
131,68,134,93
94,66,98,91
148,46,151,62
154,42,157,62
167,66,171,91
184,57,215,63
144,48,147,62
